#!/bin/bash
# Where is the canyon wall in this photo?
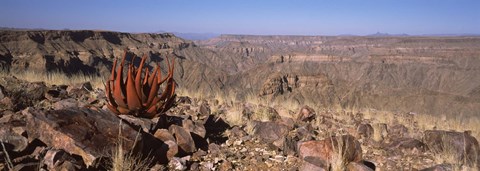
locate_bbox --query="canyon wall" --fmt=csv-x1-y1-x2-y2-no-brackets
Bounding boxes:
2,30,480,117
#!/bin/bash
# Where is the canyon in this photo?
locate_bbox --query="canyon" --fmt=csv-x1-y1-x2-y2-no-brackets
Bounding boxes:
1,30,480,118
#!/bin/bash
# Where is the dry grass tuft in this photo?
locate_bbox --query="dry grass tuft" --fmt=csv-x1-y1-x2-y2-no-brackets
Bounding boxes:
224,103,245,126
330,136,348,171
110,122,152,171
0,69,104,89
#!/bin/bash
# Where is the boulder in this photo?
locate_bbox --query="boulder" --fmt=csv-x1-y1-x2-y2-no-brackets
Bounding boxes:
424,130,480,167
23,107,142,167
297,135,363,170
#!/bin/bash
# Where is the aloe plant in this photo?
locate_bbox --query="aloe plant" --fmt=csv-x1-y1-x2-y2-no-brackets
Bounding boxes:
105,51,176,118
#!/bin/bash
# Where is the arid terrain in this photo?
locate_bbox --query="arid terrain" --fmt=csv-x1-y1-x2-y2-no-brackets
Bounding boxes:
0,30,479,170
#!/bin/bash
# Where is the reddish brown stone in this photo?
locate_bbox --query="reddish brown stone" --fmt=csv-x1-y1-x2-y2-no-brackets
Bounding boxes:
182,119,206,138
298,135,362,169
169,125,196,153
23,107,141,167
154,129,178,160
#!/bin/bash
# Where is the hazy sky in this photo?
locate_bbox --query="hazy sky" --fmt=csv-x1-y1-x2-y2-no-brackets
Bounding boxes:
1,0,479,35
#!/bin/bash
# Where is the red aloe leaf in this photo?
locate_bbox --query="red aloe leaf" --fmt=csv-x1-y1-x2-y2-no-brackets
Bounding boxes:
126,65,142,110
146,70,160,106
135,54,147,101
113,53,128,109
105,80,117,107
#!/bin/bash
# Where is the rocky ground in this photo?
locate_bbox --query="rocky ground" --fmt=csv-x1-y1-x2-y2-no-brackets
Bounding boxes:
0,76,479,171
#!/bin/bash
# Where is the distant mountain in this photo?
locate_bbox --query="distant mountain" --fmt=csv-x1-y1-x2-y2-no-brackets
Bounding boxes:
368,32,410,37
420,33,480,37
156,31,220,40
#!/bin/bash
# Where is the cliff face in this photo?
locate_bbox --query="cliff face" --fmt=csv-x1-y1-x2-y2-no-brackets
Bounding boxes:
0,30,225,93
198,35,480,117
1,30,480,117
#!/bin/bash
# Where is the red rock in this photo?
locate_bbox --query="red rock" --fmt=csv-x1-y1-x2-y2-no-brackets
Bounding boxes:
169,125,196,153
298,135,362,170
154,129,178,160
23,107,141,167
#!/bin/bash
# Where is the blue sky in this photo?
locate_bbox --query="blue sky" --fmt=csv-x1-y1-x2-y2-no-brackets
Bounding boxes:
1,0,479,35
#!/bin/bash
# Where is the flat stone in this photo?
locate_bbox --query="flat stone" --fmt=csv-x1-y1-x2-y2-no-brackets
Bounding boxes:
23,107,141,167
